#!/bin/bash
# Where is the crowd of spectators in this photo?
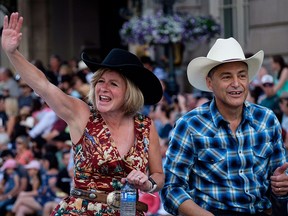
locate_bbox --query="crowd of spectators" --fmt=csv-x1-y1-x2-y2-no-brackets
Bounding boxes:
0,54,86,216
0,52,287,216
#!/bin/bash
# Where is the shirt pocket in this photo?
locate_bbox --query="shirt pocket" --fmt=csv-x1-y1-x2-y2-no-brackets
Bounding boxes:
194,147,228,182
252,142,273,176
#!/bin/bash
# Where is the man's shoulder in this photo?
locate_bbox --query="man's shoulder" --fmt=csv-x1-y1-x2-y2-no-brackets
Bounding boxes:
245,101,279,127
246,101,274,114
179,103,211,122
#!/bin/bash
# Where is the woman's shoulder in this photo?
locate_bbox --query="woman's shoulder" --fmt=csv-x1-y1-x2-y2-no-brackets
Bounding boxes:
135,113,151,124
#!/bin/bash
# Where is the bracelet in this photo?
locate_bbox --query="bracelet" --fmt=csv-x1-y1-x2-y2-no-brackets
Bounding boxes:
146,176,157,193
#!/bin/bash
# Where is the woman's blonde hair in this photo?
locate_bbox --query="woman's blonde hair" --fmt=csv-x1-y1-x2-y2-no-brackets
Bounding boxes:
88,68,144,116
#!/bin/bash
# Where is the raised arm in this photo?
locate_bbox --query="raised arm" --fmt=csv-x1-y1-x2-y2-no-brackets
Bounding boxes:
1,12,89,142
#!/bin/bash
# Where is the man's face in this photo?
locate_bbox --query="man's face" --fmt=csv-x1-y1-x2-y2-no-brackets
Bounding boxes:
262,82,275,97
206,62,249,110
62,152,71,166
279,98,288,115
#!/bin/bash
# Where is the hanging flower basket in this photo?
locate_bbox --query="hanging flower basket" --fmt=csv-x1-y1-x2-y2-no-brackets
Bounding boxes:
119,11,221,45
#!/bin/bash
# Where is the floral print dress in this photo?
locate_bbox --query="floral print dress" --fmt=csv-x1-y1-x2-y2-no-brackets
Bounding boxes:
51,109,151,216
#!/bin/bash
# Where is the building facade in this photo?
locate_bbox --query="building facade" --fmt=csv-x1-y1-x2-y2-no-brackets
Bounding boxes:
0,0,287,93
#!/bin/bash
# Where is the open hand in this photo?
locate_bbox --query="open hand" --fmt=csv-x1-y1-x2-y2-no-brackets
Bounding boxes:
1,12,23,54
270,162,288,196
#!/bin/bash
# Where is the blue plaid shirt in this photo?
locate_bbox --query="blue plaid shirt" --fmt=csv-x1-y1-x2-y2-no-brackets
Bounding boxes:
160,99,287,215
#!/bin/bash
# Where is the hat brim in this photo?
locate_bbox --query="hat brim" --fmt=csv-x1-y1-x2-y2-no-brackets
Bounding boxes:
82,53,163,105
187,50,264,92
1,160,17,171
24,163,40,170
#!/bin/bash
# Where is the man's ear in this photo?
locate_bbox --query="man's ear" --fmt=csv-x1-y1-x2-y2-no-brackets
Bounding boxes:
206,76,213,91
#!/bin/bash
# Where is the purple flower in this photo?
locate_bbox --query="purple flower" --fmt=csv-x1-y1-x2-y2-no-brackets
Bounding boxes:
119,11,221,45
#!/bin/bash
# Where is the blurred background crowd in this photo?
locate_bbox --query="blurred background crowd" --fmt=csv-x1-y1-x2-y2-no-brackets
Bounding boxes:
0,50,288,216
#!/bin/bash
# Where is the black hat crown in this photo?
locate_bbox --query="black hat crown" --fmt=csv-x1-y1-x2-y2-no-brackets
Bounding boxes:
81,48,163,105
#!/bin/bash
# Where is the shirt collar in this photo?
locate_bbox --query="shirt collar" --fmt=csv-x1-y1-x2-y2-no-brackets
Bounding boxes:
209,98,254,128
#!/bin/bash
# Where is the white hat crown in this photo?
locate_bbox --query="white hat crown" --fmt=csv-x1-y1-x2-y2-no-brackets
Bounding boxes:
207,38,245,61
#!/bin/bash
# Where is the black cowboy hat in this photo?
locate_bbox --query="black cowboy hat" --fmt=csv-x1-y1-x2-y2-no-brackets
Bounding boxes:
81,48,163,105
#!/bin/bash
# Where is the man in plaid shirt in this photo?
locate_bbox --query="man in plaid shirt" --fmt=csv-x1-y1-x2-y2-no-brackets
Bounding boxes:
160,38,288,216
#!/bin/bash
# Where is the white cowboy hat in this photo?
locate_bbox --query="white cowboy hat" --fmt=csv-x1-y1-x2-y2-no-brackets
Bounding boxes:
187,37,264,92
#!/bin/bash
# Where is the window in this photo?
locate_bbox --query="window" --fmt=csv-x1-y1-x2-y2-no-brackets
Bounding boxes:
219,0,249,45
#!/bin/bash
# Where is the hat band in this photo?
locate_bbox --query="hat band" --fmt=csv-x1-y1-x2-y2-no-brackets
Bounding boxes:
222,58,244,62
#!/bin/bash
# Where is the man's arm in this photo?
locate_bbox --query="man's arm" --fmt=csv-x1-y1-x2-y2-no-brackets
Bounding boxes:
179,200,214,216
160,117,212,215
